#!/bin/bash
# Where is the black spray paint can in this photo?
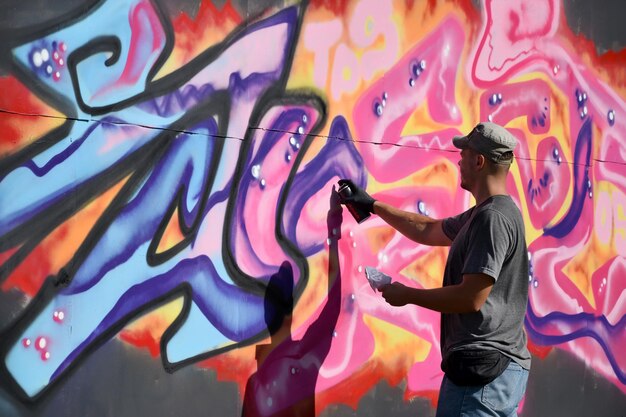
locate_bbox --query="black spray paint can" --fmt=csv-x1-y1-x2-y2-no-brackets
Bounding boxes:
337,183,371,224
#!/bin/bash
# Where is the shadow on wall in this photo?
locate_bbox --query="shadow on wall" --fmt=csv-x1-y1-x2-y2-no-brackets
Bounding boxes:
242,189,343,417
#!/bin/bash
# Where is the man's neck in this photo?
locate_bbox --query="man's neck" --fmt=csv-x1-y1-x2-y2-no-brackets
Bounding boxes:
473,179,508,206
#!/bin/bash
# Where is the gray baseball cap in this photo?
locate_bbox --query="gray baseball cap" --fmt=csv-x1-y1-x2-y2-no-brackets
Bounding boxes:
453,122,517,164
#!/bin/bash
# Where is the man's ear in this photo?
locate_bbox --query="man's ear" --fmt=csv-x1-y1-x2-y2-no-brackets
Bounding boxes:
475,153,486,169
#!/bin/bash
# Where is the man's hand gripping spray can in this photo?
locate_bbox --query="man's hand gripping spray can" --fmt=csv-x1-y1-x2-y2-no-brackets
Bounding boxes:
337,183,371,223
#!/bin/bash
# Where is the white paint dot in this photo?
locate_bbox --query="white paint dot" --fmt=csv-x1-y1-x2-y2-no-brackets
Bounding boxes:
251,164,260,179
32,52,43,67
40,49,49,62
38,337,47,350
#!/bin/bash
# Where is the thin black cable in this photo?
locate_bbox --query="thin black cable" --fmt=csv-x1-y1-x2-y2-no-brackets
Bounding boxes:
1,107,624,168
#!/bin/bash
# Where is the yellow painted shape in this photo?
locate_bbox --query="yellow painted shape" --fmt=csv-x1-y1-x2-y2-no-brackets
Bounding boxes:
362,313,431,366
48,176,129,272
155,206,186,254
593,181,622,254
401,101,459,137
561,233,614,310
400,246,447,289
342,66,353,81
561,181,617,309
123,296,185,336
365,226,396,255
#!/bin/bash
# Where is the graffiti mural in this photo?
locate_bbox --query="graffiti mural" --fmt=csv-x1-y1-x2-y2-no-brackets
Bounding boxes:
0,0,624,416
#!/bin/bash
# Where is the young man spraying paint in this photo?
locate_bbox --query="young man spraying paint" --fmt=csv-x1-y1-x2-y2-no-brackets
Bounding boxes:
339,122,531,417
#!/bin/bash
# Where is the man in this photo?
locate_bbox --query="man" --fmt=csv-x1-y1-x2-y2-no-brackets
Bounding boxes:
339,122,531,417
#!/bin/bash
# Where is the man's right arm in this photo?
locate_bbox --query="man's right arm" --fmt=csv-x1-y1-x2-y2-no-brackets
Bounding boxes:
373,200,452,247
337,178,452,246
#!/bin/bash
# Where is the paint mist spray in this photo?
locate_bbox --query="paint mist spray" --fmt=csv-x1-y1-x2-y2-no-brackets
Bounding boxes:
337,183,371,224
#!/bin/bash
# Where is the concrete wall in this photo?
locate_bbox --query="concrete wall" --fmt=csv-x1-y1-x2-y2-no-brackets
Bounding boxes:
0,0,625,416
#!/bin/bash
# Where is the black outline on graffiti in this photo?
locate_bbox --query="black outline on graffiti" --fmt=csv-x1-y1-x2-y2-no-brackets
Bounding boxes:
0,0,331,405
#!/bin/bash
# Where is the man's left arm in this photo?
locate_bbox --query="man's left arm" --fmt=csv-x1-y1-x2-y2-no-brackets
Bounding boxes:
380,273,494,313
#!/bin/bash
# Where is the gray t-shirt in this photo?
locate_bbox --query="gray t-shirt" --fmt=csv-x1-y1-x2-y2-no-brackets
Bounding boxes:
441,195,531,369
